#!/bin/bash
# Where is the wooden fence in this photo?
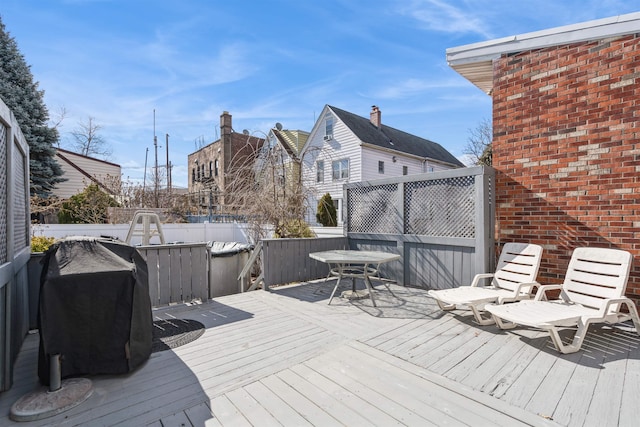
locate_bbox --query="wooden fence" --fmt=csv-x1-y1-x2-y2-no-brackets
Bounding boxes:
0,99,31,392
344,166,495,289
138,243,209,307
259,167,495,291
262,237,347,287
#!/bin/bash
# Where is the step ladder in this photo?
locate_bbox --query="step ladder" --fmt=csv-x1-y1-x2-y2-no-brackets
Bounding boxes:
125,211,166,245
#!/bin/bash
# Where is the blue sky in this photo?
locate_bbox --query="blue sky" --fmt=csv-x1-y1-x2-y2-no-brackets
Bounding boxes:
2,0,639,188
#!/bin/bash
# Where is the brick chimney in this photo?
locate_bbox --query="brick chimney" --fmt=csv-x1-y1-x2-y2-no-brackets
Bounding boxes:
220,111,232,173
220,111,232,137
370,105,381,128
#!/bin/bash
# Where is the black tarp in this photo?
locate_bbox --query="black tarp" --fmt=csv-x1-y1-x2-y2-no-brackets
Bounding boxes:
38,237,152,385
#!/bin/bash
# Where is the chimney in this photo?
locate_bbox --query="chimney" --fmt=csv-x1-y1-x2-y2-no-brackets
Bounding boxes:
370,105,381,128
220,111,232,137
220,111,232,173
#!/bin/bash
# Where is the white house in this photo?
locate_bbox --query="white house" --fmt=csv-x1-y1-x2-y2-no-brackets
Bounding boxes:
54,148,121,199
301,105,464,224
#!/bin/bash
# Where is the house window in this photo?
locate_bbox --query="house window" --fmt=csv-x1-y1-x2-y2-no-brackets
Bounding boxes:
192,168,196,183
332,159,349,180
325,114,333,137
316,160,324,182
196,167,200,181
378,161,384,174
215,160,219,177
209,161,213,177
403,166,408,175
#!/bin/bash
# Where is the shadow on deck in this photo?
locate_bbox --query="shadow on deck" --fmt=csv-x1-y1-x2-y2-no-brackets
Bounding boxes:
2,282,638,427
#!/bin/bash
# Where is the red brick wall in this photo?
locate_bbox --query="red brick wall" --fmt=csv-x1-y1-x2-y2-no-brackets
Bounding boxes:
493,34,640,302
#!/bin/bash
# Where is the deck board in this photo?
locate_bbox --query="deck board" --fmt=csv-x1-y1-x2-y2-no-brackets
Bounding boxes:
3,282,638,426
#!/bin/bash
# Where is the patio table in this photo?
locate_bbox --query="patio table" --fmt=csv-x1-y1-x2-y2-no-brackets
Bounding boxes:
309,250,400,307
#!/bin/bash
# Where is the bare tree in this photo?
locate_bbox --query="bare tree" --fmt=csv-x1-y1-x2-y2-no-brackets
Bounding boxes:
70,116,112,159
49,106,67,133
222,136,315,242
463,118,492,166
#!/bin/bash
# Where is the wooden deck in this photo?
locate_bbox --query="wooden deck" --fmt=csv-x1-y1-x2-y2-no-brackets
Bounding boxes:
1,280,638,426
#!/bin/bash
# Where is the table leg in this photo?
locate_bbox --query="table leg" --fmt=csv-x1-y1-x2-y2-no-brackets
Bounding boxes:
363,264,377,307
328,264,343,305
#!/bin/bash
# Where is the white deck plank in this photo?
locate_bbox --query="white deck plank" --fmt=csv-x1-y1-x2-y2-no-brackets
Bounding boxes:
275,368,376,426
259,375,343,427
303,350,441,427
5,283,637,427
289,363,403,426
224,387,282,427
156,410,192,427
209,395,252,427
242,381,313,427
183,401,220,427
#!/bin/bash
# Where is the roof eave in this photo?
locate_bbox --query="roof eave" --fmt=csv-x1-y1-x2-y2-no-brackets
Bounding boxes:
361,142,463,168
447,12,640,94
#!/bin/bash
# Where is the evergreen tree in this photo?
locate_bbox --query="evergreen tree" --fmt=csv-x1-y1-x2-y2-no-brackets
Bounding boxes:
0,16,64,197
316,193,337,227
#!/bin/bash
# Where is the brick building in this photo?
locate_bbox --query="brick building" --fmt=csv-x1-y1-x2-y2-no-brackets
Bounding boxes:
187,111,264,214
447,13,640,302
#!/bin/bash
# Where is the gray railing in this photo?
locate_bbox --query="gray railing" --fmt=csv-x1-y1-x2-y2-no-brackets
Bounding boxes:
138,243,209,306
345,166,495,289
0,99,31,392
262,237,348,287
259,167,494,290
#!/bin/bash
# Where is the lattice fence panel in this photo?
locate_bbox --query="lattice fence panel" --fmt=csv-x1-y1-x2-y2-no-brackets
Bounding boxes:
12,140,28,250
0,124,7,264
405,176,476,238
347,183,400,234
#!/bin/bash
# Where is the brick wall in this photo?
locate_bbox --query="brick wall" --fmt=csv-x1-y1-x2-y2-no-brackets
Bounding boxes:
493,34,640,302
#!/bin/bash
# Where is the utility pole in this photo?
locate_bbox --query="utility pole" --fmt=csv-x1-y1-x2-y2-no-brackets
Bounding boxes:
154,110,159,208
143,147,149,207
166,133,171,194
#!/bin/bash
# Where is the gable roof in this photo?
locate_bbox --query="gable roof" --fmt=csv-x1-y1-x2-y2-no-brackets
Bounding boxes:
447,12,640,94
328,105,464,167
55,148,121,196
272,129,309,160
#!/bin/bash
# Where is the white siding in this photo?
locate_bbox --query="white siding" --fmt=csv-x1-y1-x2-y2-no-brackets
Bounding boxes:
302,108,362,225
360,147,454,181
55,151,121,199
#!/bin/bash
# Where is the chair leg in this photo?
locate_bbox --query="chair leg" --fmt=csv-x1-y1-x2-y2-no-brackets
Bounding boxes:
470,305,495,325
435,299,456,311
493,315,517,330
624,301,640,334
548,321,589,354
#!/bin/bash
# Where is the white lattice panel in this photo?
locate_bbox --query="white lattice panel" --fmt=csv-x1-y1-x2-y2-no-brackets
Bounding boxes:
347,183,400,234
12,141,28,250
405,176,476,238
0,124,7,264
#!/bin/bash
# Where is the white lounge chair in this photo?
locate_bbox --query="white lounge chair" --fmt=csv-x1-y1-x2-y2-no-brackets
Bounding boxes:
427,243,543,325
486,247,640,354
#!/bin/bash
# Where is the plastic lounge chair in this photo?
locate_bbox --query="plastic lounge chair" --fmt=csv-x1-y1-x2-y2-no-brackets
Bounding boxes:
486,247,640,354
427,243,543,325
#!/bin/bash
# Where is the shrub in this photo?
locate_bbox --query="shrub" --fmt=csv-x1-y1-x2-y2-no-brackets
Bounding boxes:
274,219,316,238
58,184,119,223
316,193,337,227
31,235,55,252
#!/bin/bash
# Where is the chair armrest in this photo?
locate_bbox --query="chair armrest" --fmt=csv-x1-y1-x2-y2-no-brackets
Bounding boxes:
470,273,495,287
512,281,541,297
599,297,635,316
533,284,562,301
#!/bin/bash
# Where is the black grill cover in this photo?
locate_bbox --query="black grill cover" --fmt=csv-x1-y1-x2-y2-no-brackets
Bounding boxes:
38,237,152,385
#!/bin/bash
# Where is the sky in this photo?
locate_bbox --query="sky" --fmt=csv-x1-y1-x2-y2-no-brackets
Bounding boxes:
2,0,639,188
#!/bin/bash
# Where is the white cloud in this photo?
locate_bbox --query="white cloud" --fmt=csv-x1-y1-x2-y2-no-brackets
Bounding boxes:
373,77,469,99
400,0,494,38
